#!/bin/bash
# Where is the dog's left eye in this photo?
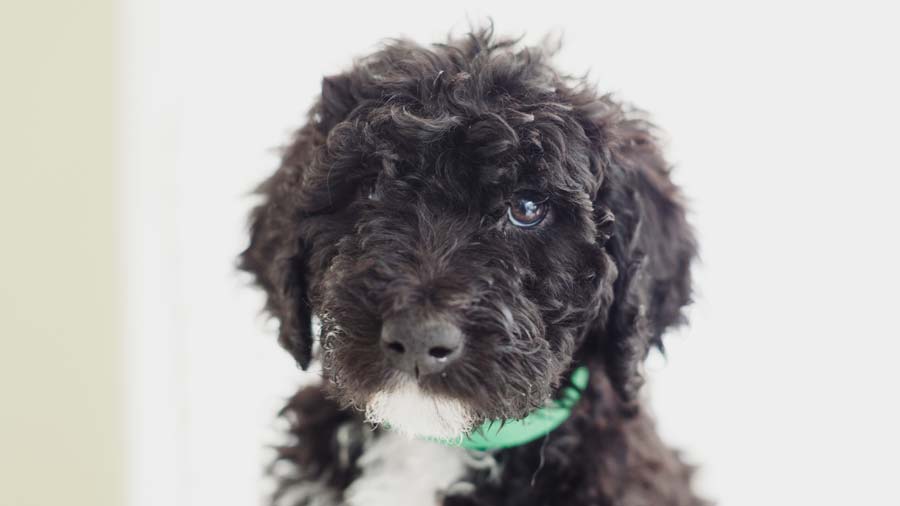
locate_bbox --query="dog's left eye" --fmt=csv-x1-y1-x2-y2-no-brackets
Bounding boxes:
508,194,549,228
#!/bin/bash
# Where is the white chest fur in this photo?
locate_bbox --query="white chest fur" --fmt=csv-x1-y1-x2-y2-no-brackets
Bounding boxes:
343,432,470,506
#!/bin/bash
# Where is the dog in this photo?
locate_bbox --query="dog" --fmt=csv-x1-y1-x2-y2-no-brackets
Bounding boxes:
241,26,704,506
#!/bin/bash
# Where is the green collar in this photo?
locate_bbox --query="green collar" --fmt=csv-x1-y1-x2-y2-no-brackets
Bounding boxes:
432,366,589,451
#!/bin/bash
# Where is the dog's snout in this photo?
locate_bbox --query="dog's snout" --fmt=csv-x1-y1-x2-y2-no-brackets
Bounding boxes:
380,315,463,377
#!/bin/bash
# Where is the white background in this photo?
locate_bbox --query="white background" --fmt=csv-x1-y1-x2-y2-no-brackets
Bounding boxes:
120,2,900,505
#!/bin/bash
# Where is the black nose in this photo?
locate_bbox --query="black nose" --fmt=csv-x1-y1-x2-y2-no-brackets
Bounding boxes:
380,315,464,377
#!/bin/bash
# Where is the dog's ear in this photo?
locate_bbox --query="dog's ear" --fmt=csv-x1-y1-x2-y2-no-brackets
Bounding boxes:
239,73,358,369
241,174,314,368
580,100,697,402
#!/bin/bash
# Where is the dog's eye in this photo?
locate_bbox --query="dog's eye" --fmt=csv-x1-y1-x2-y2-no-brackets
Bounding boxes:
359,180,377,201
507,194,549,228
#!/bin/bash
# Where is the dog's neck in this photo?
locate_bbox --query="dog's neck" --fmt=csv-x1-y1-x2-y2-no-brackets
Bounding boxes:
424,365,590,451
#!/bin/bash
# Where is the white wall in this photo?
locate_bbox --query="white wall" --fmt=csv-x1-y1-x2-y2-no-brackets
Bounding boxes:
121,2,900,505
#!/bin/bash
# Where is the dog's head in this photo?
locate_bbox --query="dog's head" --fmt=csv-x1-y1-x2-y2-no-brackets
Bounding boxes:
241,30,695,439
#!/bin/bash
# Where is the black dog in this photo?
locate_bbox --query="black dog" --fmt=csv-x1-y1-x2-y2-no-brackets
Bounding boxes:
241,27,703,506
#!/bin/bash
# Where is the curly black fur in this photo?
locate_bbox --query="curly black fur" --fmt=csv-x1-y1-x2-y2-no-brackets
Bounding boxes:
241,26,702,506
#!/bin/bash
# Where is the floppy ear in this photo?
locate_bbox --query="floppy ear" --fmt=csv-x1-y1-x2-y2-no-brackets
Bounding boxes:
582,102,697,401
239,73,357,368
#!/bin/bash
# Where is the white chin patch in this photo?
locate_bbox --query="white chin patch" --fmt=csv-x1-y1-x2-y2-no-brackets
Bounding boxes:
365,381,475,440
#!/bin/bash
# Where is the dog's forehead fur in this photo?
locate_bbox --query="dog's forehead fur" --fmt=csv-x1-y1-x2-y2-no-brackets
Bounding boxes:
292,36,606,215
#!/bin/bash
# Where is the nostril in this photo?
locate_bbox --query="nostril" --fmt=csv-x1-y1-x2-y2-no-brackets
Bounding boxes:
381,315,463,375
385,341,405,354
428,346,456,360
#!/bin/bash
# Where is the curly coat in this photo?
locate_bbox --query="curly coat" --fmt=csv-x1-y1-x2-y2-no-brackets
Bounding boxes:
241,27,704,506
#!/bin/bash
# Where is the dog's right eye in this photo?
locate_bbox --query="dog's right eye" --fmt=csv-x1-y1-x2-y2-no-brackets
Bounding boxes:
359,180,377,201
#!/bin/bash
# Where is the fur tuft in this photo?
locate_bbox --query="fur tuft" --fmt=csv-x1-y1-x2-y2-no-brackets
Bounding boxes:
365,381,476,440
